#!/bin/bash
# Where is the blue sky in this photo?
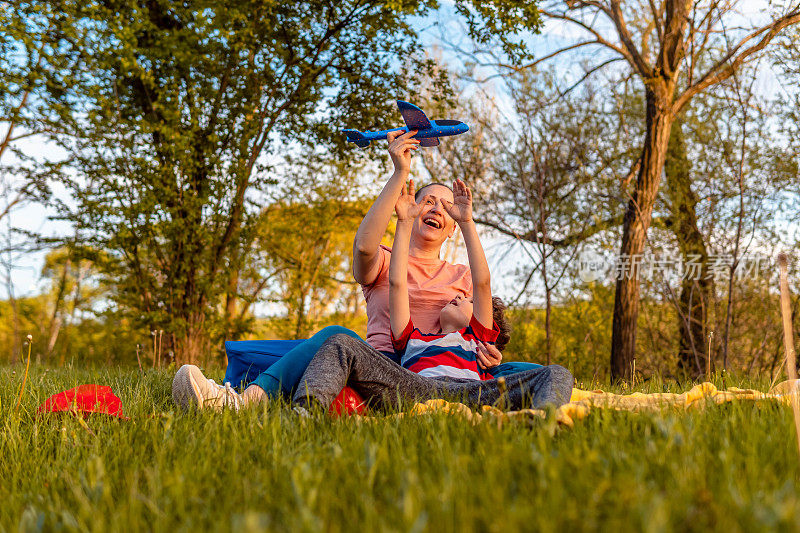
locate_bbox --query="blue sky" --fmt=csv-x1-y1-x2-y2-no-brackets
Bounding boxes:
3,0,795,312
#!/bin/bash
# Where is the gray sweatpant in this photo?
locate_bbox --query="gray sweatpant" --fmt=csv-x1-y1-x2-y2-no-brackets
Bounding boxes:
292,334,574,411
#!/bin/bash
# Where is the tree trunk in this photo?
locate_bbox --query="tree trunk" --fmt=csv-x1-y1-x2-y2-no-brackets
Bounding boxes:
664,119,711,378
538,172,552,366
224,269,239,339
7,284,20,363
175,312,209,365
545,285,552,366
610,85,675,381
47,258,71,356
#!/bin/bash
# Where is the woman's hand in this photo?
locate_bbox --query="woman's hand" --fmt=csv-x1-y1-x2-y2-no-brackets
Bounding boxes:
476,341,502,370
395,179,423,221
442,179,473,224
387,129,420,176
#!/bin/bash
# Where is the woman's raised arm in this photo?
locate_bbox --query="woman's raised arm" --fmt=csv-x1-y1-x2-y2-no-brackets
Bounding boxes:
352,129,419,286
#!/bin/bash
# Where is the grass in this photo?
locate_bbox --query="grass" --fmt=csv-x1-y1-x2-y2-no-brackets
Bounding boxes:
2,364,800,532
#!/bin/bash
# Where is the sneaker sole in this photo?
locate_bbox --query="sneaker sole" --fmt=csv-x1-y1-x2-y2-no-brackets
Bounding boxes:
172,365,203,410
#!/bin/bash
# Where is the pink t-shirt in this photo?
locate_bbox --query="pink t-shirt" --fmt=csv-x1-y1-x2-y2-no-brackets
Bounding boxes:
361,245,472,353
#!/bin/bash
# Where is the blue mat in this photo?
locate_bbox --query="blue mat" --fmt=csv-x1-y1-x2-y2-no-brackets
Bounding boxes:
223,339,306,388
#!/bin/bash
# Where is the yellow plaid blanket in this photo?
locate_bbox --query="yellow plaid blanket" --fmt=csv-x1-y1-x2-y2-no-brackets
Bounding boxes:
400,379,800,428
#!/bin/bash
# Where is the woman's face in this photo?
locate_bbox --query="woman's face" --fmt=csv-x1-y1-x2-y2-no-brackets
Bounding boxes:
412,184,456,247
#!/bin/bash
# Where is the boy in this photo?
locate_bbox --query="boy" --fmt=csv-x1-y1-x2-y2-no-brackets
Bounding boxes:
389,178,508,381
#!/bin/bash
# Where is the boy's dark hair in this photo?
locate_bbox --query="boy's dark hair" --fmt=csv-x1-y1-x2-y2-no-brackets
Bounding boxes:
414,182,452,202
492,297,511,352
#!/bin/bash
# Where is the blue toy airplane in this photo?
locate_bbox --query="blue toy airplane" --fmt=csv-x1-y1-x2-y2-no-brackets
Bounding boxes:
343,101,469,148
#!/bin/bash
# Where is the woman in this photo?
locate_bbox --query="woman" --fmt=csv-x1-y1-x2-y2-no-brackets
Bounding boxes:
173,130,544,409
349,130,541,377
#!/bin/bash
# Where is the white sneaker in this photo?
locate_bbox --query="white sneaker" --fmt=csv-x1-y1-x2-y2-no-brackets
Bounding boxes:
172,364,243,411
292,405,311,418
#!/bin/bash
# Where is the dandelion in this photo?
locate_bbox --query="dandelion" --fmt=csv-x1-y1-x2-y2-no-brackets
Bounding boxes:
496,376,508,411
497,376,507,396
15,335,33,414
151,330,157,369
136,344,143,372
157,330,163,367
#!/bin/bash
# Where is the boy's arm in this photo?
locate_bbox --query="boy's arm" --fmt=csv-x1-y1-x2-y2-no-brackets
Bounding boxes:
442,179,493,329
460,220,493,328
389,180,422,338
353,130,419,286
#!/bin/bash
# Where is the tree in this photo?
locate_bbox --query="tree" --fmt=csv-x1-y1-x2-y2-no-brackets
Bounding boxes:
526,0,800,380
442,5,800,378
1,1,78,358
45,0,433,363
416,62,635,371
39,247,108,364
36,0,544,364
0,1,71,225
479,70,628,364
663,115,711,376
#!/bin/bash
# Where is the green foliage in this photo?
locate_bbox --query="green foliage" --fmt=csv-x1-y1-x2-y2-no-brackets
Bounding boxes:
255,197,370,339
0,248,157,366
2,365,800,531
3,1,549,367
503,279,791,384
7,0,799,385
238,150,387,340
451,49,797,380
504,284,615,382
453,0,541,63
0,294,48,362
0,295,144,367
45,0,445,362
0,0,76,224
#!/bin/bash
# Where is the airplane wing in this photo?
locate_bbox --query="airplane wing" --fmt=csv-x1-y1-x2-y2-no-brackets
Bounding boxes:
343,129,371,148
419,137,440,147
397,101,432,130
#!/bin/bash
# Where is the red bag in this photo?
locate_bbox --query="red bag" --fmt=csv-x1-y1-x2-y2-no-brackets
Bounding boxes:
329,386,367,417
38,384,128,419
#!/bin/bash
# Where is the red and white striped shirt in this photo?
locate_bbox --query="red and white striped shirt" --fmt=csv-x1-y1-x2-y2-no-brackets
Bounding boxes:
391,316,499,381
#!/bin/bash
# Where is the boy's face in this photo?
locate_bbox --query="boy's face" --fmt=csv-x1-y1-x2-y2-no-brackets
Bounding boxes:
439,294,473,331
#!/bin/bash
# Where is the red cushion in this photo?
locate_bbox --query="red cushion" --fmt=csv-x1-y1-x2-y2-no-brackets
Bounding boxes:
329,386,366,416
37,384,127,419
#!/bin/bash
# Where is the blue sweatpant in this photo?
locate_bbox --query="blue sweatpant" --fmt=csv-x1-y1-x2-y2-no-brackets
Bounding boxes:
490,361,543,377
250,326,365,398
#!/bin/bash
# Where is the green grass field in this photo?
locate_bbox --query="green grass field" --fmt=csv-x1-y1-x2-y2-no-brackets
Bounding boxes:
3,365,800,532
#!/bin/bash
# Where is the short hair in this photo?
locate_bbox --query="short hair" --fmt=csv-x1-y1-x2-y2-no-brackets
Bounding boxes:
492,297,511,352
414,182,452,202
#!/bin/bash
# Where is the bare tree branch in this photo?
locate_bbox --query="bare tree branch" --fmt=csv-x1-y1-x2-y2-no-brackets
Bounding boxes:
557,57,625,99
608,0,653,76
503,40,610,72
647,0,664,44
476,214,625,247
674,9,800,113
540,8,638,67
0,187,30,223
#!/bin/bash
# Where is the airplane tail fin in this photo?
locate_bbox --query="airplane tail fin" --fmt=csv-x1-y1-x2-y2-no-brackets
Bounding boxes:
343,129,370,148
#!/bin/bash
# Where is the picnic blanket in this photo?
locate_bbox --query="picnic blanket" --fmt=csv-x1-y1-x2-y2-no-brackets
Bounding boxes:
394,380,800,428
